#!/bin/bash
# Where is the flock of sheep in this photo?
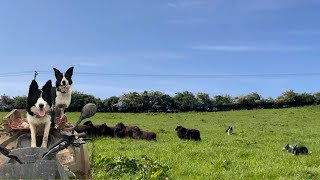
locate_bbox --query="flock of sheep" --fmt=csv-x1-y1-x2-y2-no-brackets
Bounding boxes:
74,121,202,141
75,121,309,157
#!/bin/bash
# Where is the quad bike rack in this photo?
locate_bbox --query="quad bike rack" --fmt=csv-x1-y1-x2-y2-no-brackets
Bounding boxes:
0,108,92,179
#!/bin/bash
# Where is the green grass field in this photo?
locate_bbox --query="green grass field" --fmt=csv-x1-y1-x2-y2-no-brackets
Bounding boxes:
2,106,320,179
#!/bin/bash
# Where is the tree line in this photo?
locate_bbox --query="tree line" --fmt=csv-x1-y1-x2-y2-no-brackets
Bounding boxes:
1,90,320,112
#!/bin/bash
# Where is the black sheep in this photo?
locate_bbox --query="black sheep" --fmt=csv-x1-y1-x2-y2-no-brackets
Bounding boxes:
81,121,104,136
74,122,96,136
97,123,116,137
175,125,201,141
115,122,141,138
82,120,100,136
132,129,157,140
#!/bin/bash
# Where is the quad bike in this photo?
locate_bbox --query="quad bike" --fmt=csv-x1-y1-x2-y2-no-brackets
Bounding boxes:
0,103,97,179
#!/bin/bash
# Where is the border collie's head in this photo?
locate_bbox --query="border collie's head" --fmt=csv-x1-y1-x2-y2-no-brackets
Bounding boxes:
226,126,233,134
53,66,74,93
27,80,52,117
282,144,292,151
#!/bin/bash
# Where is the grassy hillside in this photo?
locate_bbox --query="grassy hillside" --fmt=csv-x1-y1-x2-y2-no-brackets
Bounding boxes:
2,106,320,179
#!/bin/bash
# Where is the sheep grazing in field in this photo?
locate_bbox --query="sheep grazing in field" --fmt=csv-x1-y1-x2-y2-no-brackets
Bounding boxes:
115,122,141,138
96,123,116,137
114,126,126,138
175,125,201,141
84,120,108,136
74,121,97,136
79,121,115,137
107,125,117,137
74,124,92,134
132,129,157,141
83,120,94,127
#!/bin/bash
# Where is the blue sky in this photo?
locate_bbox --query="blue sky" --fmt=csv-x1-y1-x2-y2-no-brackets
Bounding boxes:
1,0,320,99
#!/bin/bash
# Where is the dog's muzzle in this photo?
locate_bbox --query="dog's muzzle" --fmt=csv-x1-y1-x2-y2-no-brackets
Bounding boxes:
35,108,50,118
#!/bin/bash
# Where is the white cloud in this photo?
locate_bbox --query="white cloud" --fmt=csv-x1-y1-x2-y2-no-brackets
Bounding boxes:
167,2,178,8
167,0,207,9
166,1,208,25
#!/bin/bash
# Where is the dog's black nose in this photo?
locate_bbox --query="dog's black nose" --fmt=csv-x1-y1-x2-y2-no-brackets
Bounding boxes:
39,104,44,109
62,80,66,85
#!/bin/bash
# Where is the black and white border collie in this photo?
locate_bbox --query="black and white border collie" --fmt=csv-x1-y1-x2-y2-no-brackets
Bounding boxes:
226,126,233,135
282,144,308,155
26,80,53,147
53,67,74,110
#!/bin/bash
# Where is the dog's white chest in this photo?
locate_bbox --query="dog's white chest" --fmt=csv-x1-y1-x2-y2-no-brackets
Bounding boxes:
27,113,50,125
55,87,72,108
27,113,51,134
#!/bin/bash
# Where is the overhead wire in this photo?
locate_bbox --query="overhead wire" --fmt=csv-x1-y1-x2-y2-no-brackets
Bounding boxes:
0,71,320,79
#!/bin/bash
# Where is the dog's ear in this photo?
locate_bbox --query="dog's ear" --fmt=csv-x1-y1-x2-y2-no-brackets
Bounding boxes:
65,66,74,77
53,68,62,78
28,80,39,95
42,80,52,92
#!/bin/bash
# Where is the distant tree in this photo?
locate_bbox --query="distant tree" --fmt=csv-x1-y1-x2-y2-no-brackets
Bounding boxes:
212,95,233,106
258,97,275,109
276,90,299,107
103,96,119,112
212,95,233,111
313,92,320,104
0,94,14,111
235,92,261,109
95,98,104,112
117,92,144,112
161,94,174,112
142,91,166,112
2,89,320,113
174,91,197,111
237,92,261,104
140,91,165,112
69,91,100,112
13,96,27,109
297,93,315,106
141,91,151,111
247,92,261,102
196,92,212,111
